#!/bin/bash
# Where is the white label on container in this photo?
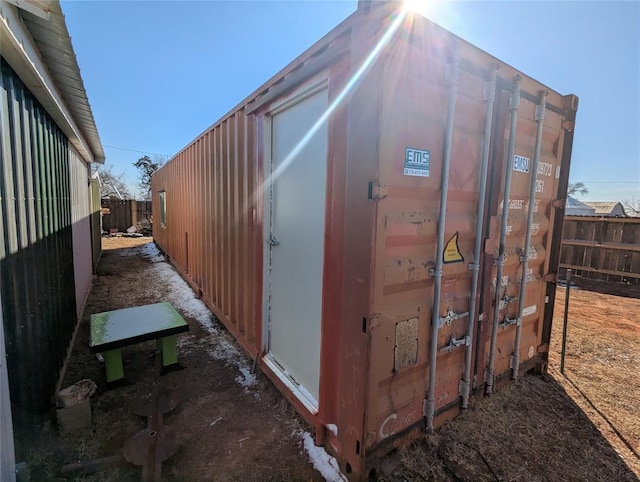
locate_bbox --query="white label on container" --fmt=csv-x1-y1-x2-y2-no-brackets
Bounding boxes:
513,155,530,173
523,305,537,317
404,147,430,177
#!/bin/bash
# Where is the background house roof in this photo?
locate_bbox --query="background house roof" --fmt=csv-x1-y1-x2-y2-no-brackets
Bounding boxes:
582,201,627,217
565,196,597,216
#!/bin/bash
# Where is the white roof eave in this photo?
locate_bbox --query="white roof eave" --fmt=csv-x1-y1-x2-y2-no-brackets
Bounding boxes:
1,0,105,164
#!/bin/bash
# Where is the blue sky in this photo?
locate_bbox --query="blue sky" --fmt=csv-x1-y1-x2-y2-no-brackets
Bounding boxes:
61,1,639,203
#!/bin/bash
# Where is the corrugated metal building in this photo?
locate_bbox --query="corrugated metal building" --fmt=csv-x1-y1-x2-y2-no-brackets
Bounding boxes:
0,1,104,478
565,196,596,216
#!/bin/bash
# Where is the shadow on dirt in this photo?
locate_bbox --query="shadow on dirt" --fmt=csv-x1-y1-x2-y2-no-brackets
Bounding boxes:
382,374,639,482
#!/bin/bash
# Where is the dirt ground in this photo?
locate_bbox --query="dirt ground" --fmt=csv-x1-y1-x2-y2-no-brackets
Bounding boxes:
548,286,640,476
19,236,640,481
19,236,324,482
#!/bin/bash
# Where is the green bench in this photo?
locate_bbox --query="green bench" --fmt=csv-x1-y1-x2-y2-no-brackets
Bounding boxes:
90,302,189,383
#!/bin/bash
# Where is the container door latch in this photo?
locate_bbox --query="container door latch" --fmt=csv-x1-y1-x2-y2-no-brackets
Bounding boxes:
368,182,388,200
266,234,280,247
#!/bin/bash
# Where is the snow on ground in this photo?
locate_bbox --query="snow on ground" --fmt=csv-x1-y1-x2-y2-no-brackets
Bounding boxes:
301,432,347,482
135,241,257,390
209,336,258,390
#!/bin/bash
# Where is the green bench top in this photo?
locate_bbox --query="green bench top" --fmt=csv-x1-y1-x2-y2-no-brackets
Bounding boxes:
90,302,189,353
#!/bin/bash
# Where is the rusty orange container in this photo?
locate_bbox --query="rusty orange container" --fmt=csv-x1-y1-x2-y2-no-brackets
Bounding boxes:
152,2,578,479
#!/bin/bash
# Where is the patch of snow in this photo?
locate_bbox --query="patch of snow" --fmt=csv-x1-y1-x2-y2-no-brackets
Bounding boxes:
139,241,166,263
208,337,257,391
326,424,338,436
150,261,216,329
301,432,347,482
236,366,257,388
130,241,257,392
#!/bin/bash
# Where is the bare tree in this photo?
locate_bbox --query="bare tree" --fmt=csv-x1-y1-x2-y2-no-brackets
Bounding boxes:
567,182,588,196
134,154,166,200
96,165,132,199
623,197,640,217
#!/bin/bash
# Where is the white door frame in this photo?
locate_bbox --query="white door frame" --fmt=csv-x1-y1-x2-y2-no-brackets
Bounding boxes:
261,74,329,415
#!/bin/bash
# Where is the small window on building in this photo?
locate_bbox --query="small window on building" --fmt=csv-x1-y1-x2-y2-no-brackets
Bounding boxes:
159,190,167,227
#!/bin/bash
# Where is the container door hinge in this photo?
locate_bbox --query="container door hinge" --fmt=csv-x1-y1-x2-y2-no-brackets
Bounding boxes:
544,273,557,283
498,316,521,329
440,334,471,353
552,198,565,209
368,182,388,200
438,308,469,328
499,294,518,311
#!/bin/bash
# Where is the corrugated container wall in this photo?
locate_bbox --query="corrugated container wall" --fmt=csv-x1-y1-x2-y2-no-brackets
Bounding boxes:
153,4,577,479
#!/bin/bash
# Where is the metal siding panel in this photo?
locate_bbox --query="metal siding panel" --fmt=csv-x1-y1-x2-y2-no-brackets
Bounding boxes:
21,96,37,245
215,127,222,305
0,70,9,260
230,115,239,325
0,296,16,482
9,80,28,250
0,60,77,426
89,178,101,269
222,121,230,315
70,147,92,318
1,69,18,256
238,113,247,334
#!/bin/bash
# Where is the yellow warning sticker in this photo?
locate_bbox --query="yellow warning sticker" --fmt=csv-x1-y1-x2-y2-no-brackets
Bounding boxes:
443,232,464,264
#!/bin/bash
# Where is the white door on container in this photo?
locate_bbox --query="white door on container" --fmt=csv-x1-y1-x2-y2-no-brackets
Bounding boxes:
267,86,328,407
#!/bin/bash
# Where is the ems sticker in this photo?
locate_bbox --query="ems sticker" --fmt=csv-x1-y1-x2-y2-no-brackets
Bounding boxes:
404,147,430,177
513,155,530,173
443,232,464,264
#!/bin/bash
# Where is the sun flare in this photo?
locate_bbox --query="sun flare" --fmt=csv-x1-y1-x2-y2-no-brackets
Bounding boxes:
403,0,433,17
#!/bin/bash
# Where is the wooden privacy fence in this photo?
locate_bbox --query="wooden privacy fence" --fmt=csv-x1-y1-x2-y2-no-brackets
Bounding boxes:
101,199,152,233
560,216,640,285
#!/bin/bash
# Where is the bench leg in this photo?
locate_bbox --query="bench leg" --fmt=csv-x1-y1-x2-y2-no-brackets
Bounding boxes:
103,348,124,383
158,335,178,367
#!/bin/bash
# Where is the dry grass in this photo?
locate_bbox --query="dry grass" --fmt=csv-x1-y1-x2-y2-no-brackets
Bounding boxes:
385,286,640,482
549,287,640,476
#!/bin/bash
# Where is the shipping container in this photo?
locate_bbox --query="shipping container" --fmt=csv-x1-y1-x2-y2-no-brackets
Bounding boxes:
152,2,578,478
